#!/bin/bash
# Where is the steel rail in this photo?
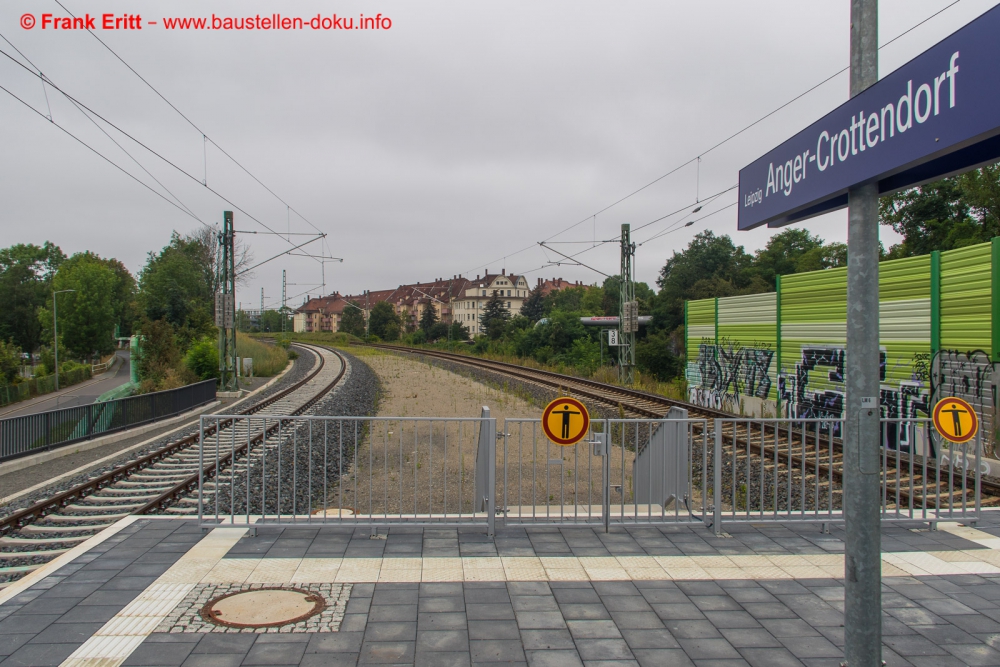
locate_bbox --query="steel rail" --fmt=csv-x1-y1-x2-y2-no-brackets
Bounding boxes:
371,344,1000,506
0,344,342,536
137,344,348,514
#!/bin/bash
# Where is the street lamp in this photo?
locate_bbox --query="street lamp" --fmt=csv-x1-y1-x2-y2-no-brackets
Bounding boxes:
52,289,76,390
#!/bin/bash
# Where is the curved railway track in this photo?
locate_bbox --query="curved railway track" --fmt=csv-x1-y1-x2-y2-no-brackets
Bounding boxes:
372,344,1000,510
0,343,348,586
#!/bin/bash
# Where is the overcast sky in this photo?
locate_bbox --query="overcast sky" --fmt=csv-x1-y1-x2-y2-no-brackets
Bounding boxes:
3,0,998,308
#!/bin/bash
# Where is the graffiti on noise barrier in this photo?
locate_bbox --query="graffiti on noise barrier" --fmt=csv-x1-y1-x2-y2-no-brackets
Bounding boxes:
778,346,931,445
931,349,996,458
688,338,774,411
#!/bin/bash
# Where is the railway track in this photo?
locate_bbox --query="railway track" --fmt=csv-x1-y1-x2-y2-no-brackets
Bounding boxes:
0,343,348,586
372,344,999,512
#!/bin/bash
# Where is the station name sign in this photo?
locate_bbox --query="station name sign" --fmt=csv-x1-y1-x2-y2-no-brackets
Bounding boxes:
738,5,1000,230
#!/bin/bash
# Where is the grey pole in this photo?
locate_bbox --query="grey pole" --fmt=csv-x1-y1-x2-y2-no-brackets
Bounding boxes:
845,1,881,665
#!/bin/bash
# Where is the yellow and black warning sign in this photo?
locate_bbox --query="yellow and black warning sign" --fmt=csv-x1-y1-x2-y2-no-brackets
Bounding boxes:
932,397,979,444
542,397,590,446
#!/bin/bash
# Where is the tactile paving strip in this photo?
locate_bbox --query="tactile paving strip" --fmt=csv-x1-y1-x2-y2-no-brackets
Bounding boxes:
156,583,351,633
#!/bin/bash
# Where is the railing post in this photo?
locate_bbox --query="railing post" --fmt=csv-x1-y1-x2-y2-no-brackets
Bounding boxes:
198,416,205,525
975,430,982,522
487,417,496,538
713,419,722,536
603,419,611,534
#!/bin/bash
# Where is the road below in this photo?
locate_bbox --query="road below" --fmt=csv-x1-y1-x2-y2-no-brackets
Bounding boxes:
0,350,132,419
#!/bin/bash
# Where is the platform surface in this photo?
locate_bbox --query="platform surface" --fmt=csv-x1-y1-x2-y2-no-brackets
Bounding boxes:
3,515,1000,666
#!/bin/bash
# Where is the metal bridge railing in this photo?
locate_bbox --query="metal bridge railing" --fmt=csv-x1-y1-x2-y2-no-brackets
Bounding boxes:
0,379,216,462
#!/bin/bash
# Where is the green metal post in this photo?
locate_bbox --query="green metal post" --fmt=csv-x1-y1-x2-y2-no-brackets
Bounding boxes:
992,238,1000,362
775,275,782,416
930,251,941,357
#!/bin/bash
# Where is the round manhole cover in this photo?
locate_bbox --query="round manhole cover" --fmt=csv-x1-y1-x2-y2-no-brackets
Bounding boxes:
202,588,326,628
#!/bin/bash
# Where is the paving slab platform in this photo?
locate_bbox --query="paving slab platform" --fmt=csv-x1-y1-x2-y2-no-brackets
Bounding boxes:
4,515,1000,667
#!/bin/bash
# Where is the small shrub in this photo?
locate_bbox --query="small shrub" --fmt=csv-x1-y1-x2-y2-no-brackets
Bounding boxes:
185,338,220,381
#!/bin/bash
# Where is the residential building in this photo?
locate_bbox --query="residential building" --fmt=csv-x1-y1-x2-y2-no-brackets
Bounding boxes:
292,293,353,333
451,270,529,335
537,277,584,296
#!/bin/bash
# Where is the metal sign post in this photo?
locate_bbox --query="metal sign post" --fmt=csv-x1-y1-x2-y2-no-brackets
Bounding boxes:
843,4,881,665
737,4,1000,663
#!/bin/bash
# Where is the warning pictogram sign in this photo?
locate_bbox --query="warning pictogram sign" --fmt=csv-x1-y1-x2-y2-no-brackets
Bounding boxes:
932,397,979,444
542,397,590,446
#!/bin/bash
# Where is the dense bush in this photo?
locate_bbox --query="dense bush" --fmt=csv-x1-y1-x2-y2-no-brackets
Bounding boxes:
185,338,219,381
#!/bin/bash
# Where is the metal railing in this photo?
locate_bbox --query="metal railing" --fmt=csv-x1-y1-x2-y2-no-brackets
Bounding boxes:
198,411,497,534
499,411,709,528
197,410,982,537
0,380,216,462
710,417,981,532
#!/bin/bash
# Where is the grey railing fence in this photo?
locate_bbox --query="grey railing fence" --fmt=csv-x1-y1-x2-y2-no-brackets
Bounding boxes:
0,380,216,462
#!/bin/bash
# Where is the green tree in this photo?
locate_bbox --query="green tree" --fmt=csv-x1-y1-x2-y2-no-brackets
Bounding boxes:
38,253,120,359
654,231,757,332
0,242,65,352
480,291,511,340
878,164,1000,258
636,330,682,381
135,318,181,386
339,302,366,337
793,243,847,273
545,286,588,313
449,321,470,341
419,303,439,332
369,301,402,341
602,276,655,316
0,339,21,384
750,229,825,285
428,321,450,341
138,232,215,339
259,309,291,333
101,257,138,338
519,285,546,322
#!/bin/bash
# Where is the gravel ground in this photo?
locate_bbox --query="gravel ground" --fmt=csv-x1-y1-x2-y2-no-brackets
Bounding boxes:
378,349,846,517
0,348,316,521
201,348,381,518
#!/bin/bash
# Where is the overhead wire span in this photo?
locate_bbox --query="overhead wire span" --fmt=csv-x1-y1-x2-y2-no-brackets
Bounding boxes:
639,202,738,246
0,42,324,256
0,82,204,222
483,0,967,272
51,0,327,238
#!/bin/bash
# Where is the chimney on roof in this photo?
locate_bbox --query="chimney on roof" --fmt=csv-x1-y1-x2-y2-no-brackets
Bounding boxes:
502,268,506,275
476,274,480,280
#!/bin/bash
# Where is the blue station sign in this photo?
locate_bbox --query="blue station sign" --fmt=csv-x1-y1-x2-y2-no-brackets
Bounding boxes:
738,5,1000,230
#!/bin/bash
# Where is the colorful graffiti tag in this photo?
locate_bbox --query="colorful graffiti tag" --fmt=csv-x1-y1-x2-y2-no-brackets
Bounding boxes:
688,338,774,412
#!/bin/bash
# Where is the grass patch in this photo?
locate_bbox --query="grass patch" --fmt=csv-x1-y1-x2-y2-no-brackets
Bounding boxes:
372,342,688,403
249,331,365,348
236,332,289,377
